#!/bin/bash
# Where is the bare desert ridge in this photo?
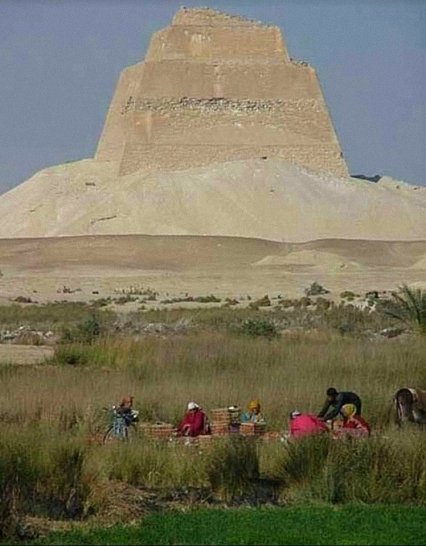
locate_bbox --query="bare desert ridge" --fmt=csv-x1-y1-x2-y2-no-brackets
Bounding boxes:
0,233,425,305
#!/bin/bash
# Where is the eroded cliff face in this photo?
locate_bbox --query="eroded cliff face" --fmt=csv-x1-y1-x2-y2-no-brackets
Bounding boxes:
96,7,348,177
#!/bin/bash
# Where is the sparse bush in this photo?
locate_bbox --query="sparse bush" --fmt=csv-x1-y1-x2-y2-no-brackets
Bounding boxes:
91,298,111,308
161,294,221,304
279,298,295,309
114,295,138,305
340,291,358,300
249,295,271,309
61,314,102,344
13,296,33,304
305,282,329,296
193,295,221,303
324,303,383,336
54,345,89,366
223,298,239,307
315,297,331,310
240,318,278,338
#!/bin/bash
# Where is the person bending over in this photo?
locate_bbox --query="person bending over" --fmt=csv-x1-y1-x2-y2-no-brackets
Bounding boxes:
318,387,362,421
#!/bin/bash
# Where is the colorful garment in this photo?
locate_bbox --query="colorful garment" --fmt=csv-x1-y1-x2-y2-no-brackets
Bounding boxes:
290,413,328,438
177,408,210,437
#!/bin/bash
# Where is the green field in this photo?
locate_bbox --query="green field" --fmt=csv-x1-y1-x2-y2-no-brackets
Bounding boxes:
35,506,426,545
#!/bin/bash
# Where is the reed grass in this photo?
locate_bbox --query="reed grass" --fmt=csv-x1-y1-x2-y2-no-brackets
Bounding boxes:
1,331,423,429
1,315,425,537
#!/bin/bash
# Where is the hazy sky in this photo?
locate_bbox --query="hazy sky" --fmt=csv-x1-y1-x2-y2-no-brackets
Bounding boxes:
1,0,425,194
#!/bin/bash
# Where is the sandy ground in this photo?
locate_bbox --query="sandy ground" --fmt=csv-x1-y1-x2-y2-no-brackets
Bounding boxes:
0,344,54,365
0,235,424,304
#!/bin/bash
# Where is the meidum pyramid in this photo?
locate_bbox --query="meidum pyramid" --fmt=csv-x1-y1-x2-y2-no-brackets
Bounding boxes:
96,7,348,177
0,7,424,242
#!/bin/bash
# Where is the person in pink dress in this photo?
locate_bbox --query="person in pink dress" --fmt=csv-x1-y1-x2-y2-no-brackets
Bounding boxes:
289,410,329,439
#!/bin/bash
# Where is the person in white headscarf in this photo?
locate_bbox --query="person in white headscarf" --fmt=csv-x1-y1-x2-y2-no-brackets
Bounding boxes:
176,401,210,437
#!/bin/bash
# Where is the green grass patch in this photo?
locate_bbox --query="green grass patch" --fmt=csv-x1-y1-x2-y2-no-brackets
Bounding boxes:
35,505,426,545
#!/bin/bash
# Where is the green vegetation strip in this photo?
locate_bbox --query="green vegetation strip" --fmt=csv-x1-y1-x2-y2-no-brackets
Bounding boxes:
36,505,426,545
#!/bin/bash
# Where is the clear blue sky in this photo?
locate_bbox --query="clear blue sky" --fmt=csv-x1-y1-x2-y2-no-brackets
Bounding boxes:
1,0,425,194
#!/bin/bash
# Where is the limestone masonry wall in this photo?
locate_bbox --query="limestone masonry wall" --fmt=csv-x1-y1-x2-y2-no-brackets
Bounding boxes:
95,7,348,177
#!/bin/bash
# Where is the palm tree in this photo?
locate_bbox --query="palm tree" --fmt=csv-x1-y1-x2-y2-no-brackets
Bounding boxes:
381,284,426,335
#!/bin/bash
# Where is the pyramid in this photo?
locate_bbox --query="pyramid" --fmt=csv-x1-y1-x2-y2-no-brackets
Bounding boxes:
96,7,348,177
2,7,424,242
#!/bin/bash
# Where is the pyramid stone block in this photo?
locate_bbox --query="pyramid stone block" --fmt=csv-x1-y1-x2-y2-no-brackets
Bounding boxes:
96,7,348,177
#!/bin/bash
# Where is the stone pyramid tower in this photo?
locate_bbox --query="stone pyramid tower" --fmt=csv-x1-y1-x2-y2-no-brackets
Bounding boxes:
96,7,348,177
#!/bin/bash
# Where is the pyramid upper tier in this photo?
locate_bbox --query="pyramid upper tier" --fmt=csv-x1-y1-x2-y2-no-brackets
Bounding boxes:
96,7,348,177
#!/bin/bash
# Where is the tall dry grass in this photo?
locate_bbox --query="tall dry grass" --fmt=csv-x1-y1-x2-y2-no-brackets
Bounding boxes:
1,332,424,430
1,304,425,538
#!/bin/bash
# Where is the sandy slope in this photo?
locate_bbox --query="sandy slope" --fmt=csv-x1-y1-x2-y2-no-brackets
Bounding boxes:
0,235,424,305
0,158,424,241
1,235,425,271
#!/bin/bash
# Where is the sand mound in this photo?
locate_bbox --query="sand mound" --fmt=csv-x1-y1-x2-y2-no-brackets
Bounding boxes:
0,158,425,241
254,250,363,271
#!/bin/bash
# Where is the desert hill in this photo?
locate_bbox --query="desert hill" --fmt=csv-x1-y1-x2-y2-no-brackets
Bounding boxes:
1,233,424,272
0,158,424,241
0,234,424,305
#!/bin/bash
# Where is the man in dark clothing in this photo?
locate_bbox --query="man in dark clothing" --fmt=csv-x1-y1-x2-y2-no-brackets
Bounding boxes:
318,387,362,421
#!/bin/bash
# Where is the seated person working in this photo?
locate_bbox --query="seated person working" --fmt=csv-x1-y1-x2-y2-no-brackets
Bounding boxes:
177,401,210,437
337,403,370,438
241,399,265,423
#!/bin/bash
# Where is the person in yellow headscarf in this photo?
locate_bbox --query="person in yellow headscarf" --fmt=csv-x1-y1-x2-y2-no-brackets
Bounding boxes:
339,403,370,437
241,399,265,423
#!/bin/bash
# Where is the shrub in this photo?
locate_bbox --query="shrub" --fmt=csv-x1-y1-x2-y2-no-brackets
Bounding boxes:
249,295,271,309
13,296,33,304
91,298,111,308
223,298,239,307
240,318,278,338
114,295,138,305
315,297,331,310
340,291,358,300
305,282,329,296
61,314,102,344
194,295,221,303
54,345,89,366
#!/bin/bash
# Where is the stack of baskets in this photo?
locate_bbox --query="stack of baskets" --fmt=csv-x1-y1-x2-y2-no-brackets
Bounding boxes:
147,423,174,439
240,421,266,437
210,406,241,436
